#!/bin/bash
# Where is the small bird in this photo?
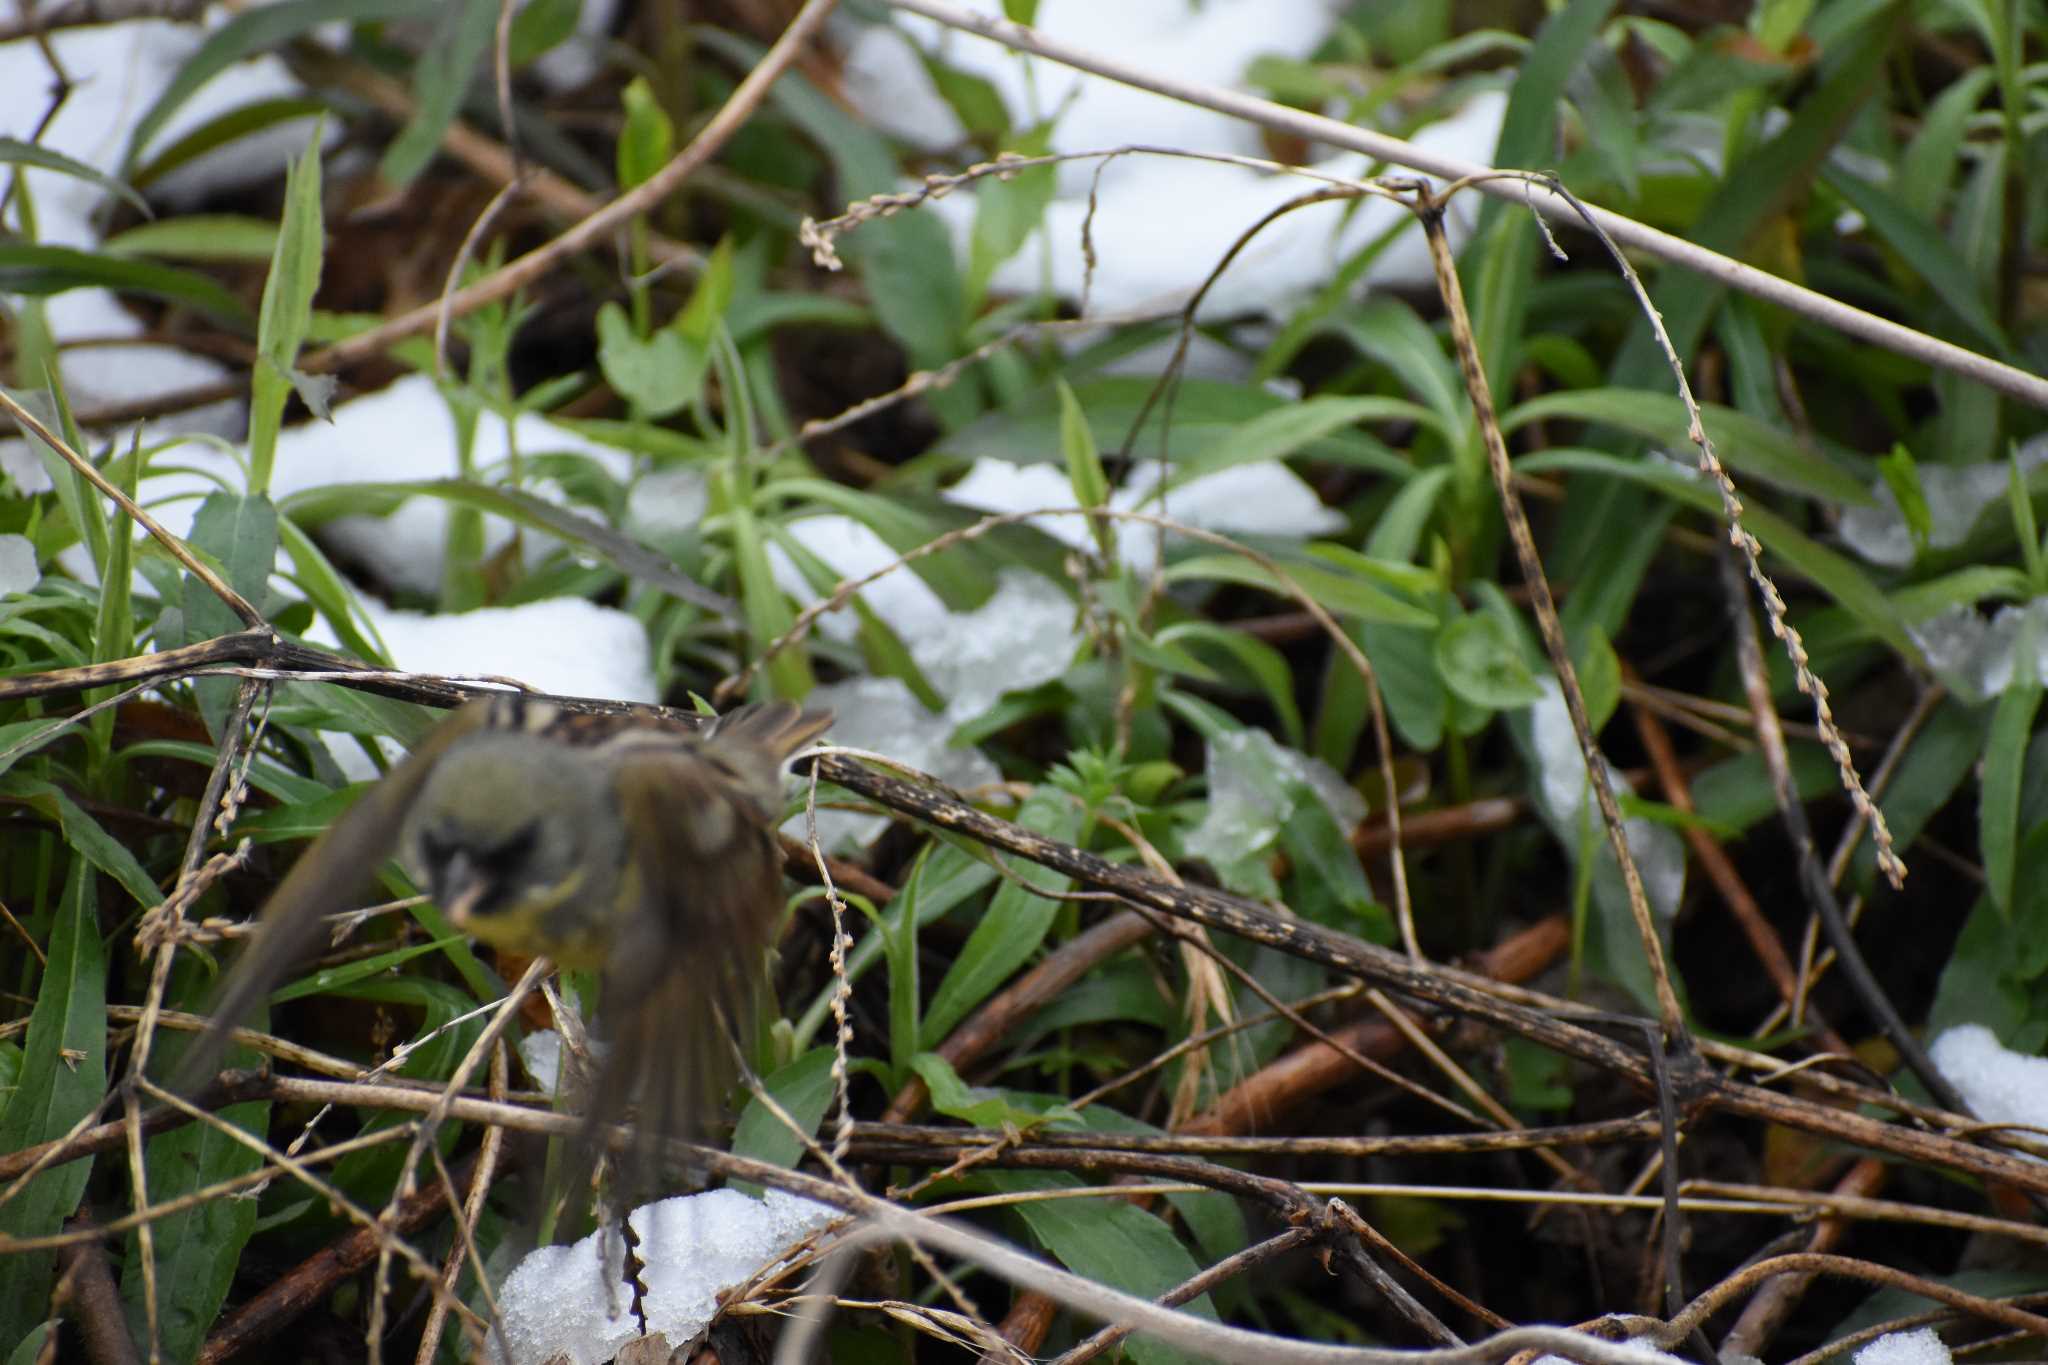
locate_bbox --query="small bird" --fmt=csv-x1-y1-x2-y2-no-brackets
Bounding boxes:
180,694,832,1205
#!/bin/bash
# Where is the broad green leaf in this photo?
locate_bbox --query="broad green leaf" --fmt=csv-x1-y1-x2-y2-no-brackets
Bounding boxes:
972,1169,1216,1365
509,0,580,64
731,1047,837,1176
596,302,703,420
181,492,278,736
1436,610,1545,710
965,124,1053,306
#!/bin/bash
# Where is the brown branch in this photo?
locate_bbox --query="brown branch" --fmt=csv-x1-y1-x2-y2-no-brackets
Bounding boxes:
1670,1251,2048,1340
55,1217,143,1365
0,0,203,44
1720,1159,1888,1357
849,1117,1663,1163
1047,1227,1316,1365
804,751,2048,1196
196,1148,488,1364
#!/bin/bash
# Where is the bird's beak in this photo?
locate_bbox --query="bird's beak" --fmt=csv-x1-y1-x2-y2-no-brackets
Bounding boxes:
435,851,490,928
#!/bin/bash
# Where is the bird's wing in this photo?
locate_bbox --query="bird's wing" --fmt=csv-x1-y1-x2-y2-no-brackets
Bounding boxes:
583,734,796,1203
172,700,493,1093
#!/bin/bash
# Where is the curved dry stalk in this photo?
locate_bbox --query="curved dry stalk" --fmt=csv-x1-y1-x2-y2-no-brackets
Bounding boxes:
0,388,263,627
1669,1252,2048,1339
1470,168,1906,890
1414,191,1685,1040
880,0,2048,412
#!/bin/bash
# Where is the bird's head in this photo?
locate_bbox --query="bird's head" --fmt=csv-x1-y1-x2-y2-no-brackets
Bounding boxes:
398,732,624,959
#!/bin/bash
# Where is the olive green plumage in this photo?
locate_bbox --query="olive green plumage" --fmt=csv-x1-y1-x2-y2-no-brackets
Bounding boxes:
183,696,831,1204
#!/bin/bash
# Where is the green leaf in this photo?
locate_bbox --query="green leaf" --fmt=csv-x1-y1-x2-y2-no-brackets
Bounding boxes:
676,237,737,343
922,791,1081,1048
128,97,330,193
4,1323,52,1365
1503,388,1873,507
971,1169,1216,1365
731,1047,837,1177
596,302,703,420
122,968,268,1362
1823,162,2006,354
0,861,107,1351
124,0,419,167
509,0,581,67
181,493,278,736
250,131,325,494
1982,678,2041,918
1519,449,1913,657
742,44,967,405
792,844,996,1053
102,215,280,262
0,137,149,217
887,848,924,1089
1876,444,1932,558
1612,1,1903,386
381,0,498,186
1173,395,1420,486
0,245,250,327
616,76,676,191
1162,554,1436,627
1435,610,1544,711
1571,625,1621,733
923,53,1010,137
965,124,1053,306
41,783,162,909
1155,621,1305,748
910,1055,1074,1129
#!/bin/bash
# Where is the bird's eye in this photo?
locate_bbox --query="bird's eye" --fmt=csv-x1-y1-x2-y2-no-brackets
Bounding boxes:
484,822,540,874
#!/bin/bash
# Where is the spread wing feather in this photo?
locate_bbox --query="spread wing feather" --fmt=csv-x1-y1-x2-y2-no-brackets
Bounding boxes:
173,702,491,1093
